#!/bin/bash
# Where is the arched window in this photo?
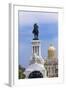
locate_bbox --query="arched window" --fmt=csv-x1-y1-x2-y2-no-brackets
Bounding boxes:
28,71,43,78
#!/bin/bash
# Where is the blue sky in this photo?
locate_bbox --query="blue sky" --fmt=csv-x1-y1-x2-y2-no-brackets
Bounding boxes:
18,11,58,68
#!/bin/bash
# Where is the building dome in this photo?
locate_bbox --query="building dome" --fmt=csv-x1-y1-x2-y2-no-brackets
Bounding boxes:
48,44,56,60
48,44,56,51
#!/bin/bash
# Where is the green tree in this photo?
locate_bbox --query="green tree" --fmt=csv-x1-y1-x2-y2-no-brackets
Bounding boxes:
19,65,25,79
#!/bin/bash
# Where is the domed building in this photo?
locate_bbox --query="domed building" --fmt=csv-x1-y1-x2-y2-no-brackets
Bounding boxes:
48,44,56,60
44,44,58,77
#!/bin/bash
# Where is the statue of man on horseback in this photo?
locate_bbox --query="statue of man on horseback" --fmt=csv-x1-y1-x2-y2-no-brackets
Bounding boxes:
32,23,39,40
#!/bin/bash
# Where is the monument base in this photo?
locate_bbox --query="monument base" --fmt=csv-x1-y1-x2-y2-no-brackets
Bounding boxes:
24,63,47,78
24,39,47,78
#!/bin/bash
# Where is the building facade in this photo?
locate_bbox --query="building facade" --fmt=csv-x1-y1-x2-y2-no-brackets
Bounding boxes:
44,44,58,77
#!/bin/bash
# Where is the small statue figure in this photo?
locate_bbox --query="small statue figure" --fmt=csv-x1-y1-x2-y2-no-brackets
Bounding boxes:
32,23,39,40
